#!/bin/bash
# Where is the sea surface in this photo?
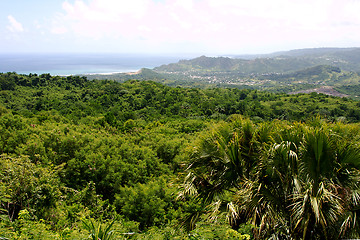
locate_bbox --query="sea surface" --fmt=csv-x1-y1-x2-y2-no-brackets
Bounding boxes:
0,53,189,76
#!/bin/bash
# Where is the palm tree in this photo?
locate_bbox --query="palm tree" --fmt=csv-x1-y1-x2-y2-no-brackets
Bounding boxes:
180,116,276,230
181,117,360,239
290,125,360,239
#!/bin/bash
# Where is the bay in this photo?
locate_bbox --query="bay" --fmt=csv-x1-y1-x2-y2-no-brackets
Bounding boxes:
0,53,188,76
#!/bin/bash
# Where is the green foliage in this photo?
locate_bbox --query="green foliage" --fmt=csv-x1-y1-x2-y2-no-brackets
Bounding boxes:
0,72,360,239
336,84,360,100
115,178,179,230
2,73,360,123
182,118,360,239
0,209,87,240
0,155,62,221
186,221,252,240
225,229,250,240
82,218,116,240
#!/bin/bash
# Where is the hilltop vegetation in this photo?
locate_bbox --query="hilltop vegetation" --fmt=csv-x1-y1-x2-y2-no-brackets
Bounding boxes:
0,72,359,239
155,48,360,73
84,48,360,99
1,72,360,122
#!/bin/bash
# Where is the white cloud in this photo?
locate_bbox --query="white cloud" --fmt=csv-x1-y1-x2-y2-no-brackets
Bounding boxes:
173,0,194,12
51,26,68,35
49,0,360,53
50,13,69,35
7,15,24,33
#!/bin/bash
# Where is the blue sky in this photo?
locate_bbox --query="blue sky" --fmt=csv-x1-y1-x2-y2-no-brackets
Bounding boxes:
2,0,360,55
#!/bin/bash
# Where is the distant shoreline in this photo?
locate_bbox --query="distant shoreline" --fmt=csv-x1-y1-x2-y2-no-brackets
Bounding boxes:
8,69,140,77
72,70,140,77
0,53,186,77
84,71,136,76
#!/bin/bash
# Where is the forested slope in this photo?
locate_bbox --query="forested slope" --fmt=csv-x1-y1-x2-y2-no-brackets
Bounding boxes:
1,72,360,122
155,48,360,73
0,72,359,239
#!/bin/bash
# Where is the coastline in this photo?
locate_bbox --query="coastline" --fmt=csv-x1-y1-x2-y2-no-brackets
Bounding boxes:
83,70,139,76
11,69,141,77
0,53,185,77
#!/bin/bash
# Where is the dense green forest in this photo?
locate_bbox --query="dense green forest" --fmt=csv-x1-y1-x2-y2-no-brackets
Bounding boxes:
0,72,360,239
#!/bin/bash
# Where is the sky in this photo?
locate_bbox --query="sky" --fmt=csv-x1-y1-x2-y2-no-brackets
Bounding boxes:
2,0,360,55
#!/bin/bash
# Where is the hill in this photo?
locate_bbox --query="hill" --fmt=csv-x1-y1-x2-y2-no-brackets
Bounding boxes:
154,55,313,74
149,48,360,97
81,48,360,98
1,72,360,239
259,65,359,85
155,48,360,74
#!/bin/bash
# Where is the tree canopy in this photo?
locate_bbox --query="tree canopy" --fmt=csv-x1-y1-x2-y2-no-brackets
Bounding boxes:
0,72,359,239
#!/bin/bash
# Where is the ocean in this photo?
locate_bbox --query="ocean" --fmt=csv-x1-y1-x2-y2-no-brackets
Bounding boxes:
0,53,189,76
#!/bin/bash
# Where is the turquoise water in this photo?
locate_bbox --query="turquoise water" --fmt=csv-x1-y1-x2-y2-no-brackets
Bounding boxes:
0,53,189,76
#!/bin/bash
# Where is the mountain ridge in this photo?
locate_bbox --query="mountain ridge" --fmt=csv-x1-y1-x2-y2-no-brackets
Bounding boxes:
83,47,360,99
154,47,360,74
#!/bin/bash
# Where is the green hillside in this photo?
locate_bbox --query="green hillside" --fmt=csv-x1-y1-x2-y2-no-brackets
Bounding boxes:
81,48,360,99
155,48,360,74
1,72,360,239
1,72,360,121
85,64,360,98
154,55,315,74
149,49,360,97
259,65,359,85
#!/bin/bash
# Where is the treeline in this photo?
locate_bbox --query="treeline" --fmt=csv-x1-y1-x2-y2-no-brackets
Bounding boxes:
0,72,359,239
1,72,360,122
